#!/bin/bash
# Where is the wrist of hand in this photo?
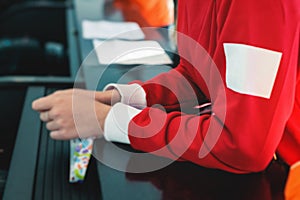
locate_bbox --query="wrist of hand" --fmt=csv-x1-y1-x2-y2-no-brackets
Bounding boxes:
95,102,111,134
95,89,121,105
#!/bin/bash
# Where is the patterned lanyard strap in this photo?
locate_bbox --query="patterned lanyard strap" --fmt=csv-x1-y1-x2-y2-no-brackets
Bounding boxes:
69,138,94,183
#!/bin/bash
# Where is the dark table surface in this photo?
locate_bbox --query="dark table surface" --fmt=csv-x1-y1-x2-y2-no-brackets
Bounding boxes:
93,140,288,200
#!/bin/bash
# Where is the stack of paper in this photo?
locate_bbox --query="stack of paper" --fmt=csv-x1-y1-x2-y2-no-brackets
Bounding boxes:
82,20,172,65
82,20,145,40
93,39,172,65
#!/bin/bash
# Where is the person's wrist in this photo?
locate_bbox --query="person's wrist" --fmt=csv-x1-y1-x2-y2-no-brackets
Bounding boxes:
110,89,121,105
96,103,111,134
95,89,121,105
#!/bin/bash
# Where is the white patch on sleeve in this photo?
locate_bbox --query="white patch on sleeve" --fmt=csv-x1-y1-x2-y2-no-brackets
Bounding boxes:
223,43,282,99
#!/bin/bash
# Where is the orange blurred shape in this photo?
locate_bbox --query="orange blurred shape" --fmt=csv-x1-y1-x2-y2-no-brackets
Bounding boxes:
285,161,300,200
114,0,174,27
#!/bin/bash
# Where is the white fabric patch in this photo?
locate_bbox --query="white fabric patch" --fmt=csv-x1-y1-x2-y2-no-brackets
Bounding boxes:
224,43,282,99
104,103,142,144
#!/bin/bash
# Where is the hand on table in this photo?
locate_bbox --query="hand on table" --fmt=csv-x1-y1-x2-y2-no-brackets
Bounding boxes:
32,89,117,140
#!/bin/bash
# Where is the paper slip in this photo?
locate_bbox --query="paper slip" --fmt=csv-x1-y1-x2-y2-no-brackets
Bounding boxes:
69,138,93,183
93,39,173,65
82,20,145,40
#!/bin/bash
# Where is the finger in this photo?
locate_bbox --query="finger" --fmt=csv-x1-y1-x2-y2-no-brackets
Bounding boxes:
46,121,60,131
32,96,54,111
40,111,51,122
50,130,67,140
50,130,77,140
55,88,86,96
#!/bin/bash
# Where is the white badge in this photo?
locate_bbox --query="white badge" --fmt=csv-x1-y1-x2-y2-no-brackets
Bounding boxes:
224,43,282,99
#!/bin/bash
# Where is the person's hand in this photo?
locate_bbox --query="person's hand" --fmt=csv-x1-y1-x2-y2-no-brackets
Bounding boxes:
97,88,121,105
32,89,112,140
56,88,121,105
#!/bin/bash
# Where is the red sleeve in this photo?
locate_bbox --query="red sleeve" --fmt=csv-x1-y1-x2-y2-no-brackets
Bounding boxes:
277,57,300,165
128,0,300,173
132,61,208,112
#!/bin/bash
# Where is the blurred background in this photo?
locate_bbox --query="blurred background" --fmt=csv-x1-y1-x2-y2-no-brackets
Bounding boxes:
0,0,177,198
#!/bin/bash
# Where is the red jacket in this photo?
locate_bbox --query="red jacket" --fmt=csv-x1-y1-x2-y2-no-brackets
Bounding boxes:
128,0,300,173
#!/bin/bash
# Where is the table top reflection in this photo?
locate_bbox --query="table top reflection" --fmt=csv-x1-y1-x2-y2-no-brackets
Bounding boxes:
127,162,287,200
94,140,288,200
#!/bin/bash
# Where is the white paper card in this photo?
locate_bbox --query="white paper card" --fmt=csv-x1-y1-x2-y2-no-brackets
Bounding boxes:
82,20,145,40
93,39,173,65
224,43,282,99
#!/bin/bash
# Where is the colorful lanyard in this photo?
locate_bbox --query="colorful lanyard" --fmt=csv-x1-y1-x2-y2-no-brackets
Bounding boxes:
69,138,93,183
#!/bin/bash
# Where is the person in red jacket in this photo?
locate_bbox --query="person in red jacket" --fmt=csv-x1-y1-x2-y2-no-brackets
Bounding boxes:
32,0,300,174
113,0,174,28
